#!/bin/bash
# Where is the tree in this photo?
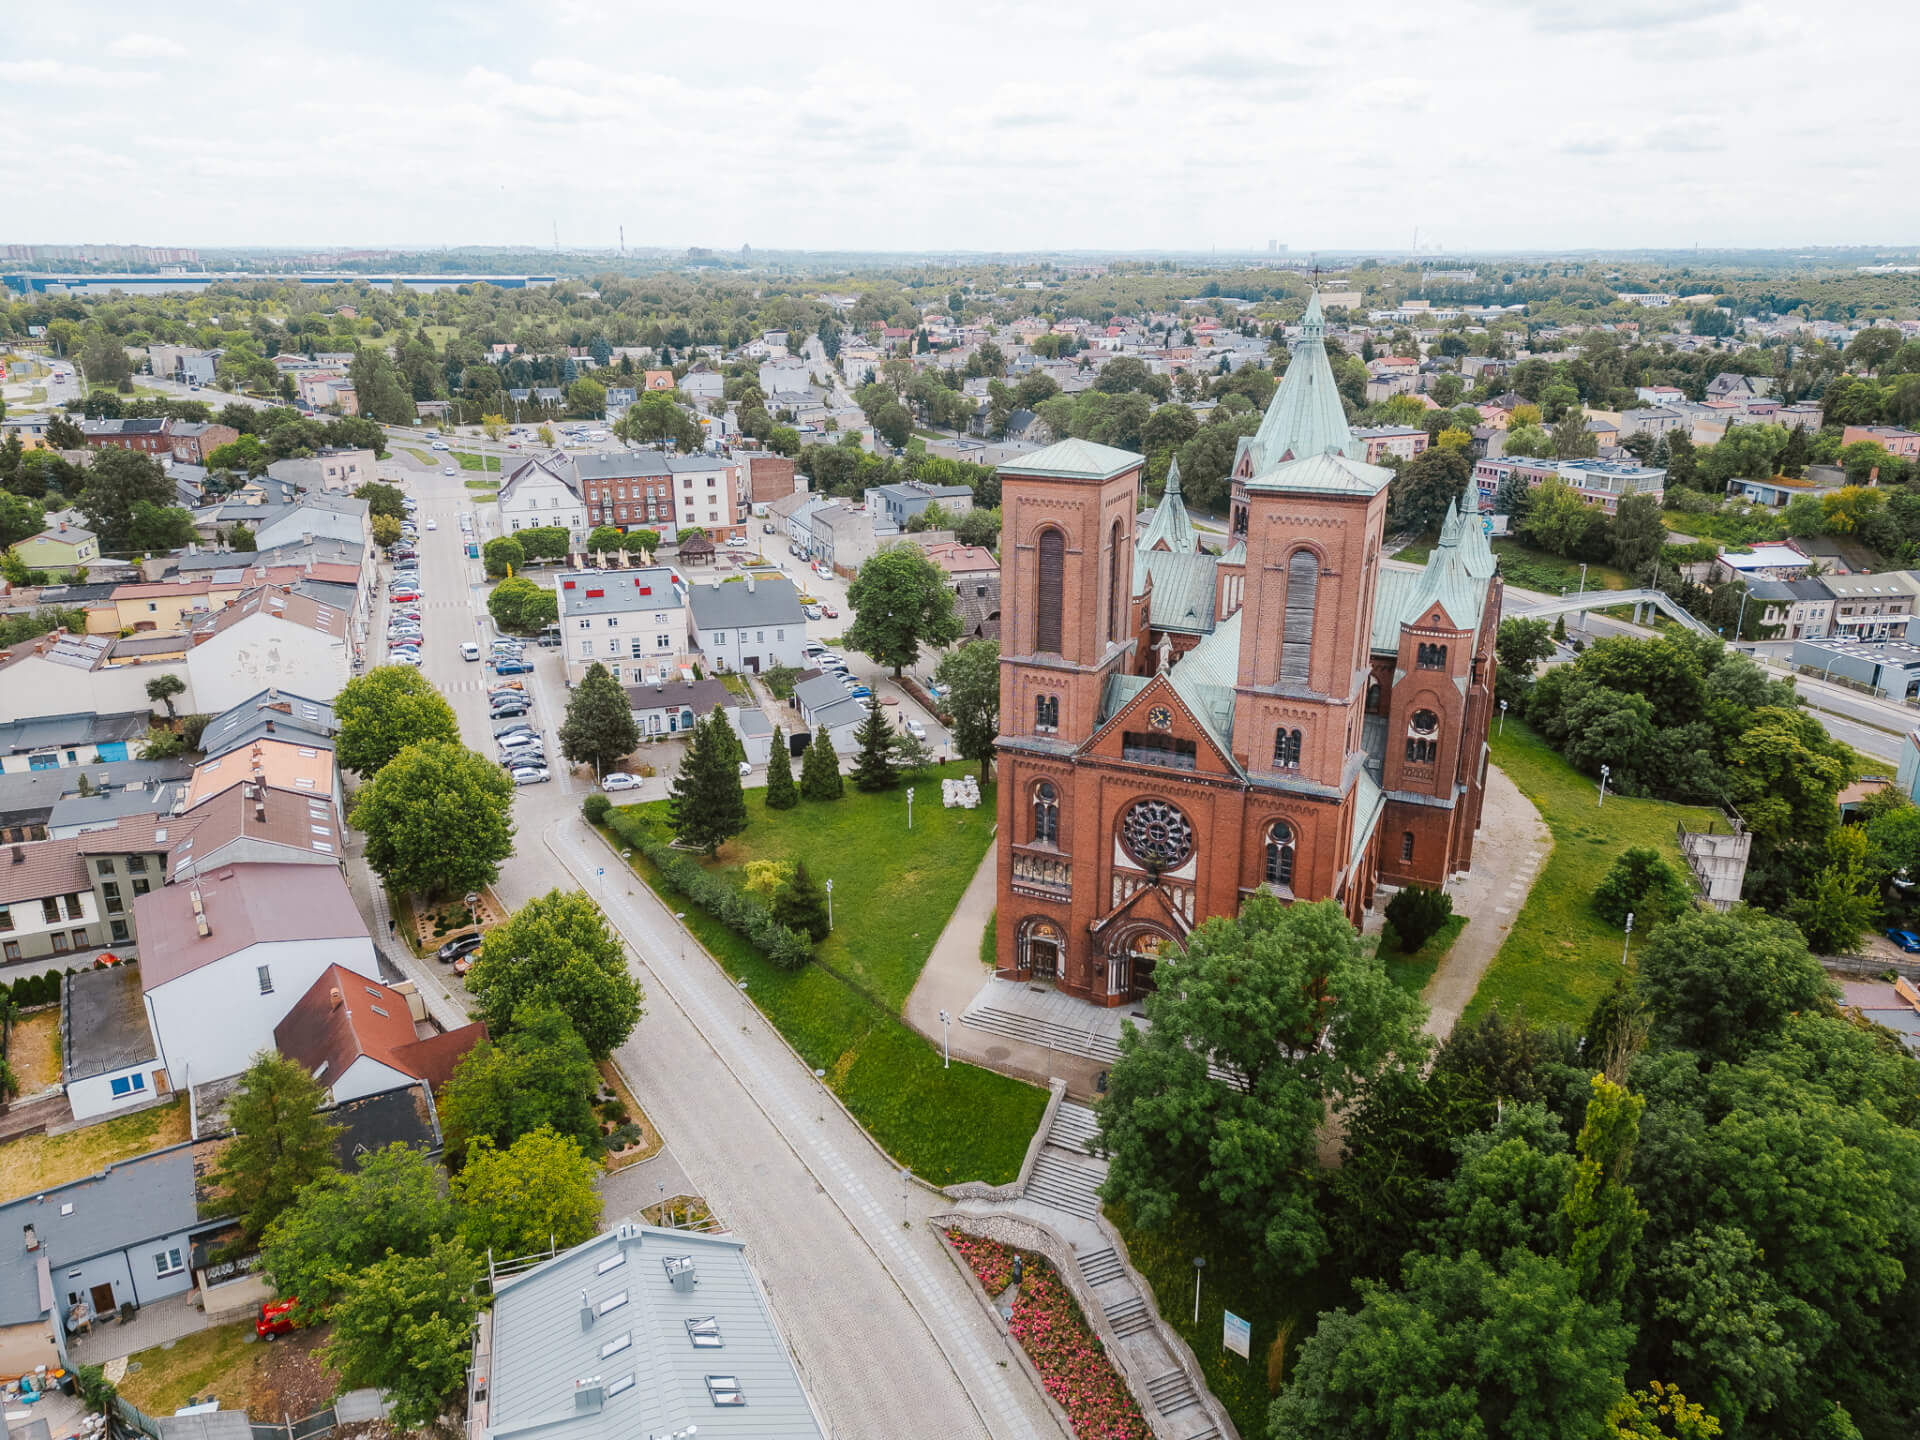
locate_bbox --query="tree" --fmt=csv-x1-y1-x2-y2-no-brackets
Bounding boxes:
125,500,196,552
1636,905,1833,1061
346,346,415,425
1385,884,1454,952
0,492,43,549
455,1128,602,1260
1593,848,1693,930
953,506,1001,550
350,739,515,897
845,543,963,677
772,861,831,941
566,377,606,418
1562,1075,1649,1303
438,1001,600,1167
481,413,507,441
352,481,407,520
261,1144,455,1322
559,662,639,778
145,672,185,721
488,575,558,632
483,535,525,578
324,1237,479,1431
1789,825,1880,955
1388,446,1471,535
223,520,257,552
1844,326,1902,377
764,725,798,809
586,525,626,556
212,1052,340,1241
1495,617,1555,710
44,414,86,450
78,448,172,549
334,665,460,776
800,724,843,800
667,709,749,854
849,695,900,791
138,726,186,760
934,639,999,781
1503,422,1556,459
463,889,644,1058
1097,897,1426,1282
890,726,937,777
370,512,402,548
1611,494,1669,578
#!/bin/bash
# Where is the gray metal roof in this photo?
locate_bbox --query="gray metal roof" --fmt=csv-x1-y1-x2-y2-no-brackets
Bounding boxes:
0,1143,202,1325
686,577,805,630
62,965,156,1082
484,1224,824,1440
0,710,150,757
0,758,193,825
199,690,337,760
47,781,185,835
558,569,684,619
573,452,673,482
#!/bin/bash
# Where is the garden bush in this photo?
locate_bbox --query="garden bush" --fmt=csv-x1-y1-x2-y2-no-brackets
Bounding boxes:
582,794,611,825
606,811,813,970
1385,885,1454,954
1592,846,1694,928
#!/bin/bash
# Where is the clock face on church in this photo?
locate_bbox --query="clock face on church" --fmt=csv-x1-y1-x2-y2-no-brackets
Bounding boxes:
1146,705,1173,732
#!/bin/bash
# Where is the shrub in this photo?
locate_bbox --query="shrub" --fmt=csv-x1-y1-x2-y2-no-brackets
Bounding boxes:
1594,846,1694,929
607,813,814,971
582,794,612,825
1385,884,1454,954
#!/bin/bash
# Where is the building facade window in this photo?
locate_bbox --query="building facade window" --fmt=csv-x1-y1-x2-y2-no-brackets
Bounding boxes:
101,882,122,915
1279,550,1318,684
1406,709,1439,764
1035,694,1059,733
1264,822,1296,888
1273,728,1302,769
111,1073,147,1099
1416,642,1448,669
1035,529,1065,654
1032,781,1060,845
257,965,274,995
1106,518,1125,643
1402,831,1416,863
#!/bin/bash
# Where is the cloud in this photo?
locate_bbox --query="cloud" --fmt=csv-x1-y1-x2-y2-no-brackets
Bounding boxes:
109,33,188,58
0,59,137,85
1509,0,1745,31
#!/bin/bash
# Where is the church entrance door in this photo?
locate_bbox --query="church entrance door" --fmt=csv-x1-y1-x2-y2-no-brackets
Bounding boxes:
1029,939,1060,980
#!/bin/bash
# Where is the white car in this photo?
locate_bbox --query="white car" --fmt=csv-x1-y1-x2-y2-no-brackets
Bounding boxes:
511,765,551,786
443,467,457,476
461,642,481,661
426,518,438,530
601,772,642,792
390,651,423,667
904,720,927,740
431,441,451,452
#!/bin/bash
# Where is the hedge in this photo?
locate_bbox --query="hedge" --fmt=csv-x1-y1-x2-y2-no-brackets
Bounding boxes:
604,812,813,970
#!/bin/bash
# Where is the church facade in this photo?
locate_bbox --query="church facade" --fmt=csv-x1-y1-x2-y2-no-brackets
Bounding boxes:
993,292,1503,1006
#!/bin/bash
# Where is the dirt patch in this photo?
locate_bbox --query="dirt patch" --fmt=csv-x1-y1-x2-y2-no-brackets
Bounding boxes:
7,1012,61,1094
257,1326,340,1419
642,1195,718,1231
119,1321,338,1419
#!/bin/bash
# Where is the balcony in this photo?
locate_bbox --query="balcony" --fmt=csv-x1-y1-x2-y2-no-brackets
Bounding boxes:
1010,849,1071,900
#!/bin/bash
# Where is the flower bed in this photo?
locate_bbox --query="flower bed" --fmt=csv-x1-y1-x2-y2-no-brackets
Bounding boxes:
945,1230,1150,1440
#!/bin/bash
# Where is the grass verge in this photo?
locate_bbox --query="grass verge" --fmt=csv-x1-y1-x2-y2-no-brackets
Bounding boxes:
1465,720,1718,1027
979,909,997,970
1378,914,1466,998
598,779,1044,1185
0,1099,191,1198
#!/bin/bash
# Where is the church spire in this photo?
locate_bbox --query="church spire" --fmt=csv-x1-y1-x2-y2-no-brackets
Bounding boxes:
1239,287,1363,474
1165,451,1183,502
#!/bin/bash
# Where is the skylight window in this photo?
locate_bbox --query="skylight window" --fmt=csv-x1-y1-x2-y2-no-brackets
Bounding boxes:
597,1291,629,1315
600,1332,631,1359
705,1376,744,1407
604,1375,634,1398
686,1316,722,1348
596,1253,625,1275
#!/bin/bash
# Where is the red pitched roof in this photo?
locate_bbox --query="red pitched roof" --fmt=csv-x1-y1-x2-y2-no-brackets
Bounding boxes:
275,964,486,1094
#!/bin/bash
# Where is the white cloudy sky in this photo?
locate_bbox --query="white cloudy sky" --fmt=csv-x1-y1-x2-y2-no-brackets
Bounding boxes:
7,0,1917,254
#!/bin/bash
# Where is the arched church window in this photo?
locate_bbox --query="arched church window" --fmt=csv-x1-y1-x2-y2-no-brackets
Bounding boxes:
1405,708,1439,764
1032,781,1059,845
1107,519,1125,643
1035,693,1059,733
1119,799,1194,871
1279,550,1318,684
1366,677,1382,714
1272,727,1302,769
1265,822,1296,888
1035,528,1065,654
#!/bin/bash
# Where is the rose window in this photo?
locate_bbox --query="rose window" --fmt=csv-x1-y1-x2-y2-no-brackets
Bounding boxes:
1121,799,1195,869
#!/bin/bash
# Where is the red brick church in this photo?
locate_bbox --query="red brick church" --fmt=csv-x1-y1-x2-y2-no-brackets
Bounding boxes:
993,292,1502,1005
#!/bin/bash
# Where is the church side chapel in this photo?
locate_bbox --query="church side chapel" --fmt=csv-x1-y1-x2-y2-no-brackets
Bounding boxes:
994,292,1502,1006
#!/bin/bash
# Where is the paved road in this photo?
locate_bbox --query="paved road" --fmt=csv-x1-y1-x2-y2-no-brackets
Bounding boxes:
369,464,1055,1440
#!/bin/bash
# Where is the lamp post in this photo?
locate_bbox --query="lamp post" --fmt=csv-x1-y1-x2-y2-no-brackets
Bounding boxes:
907,786,915,831
1192,1256,1206,1324
901,1167,912,1226
825,878,834,932
1734,585,1751,643
1498,698,1508,736
938,1008,951,1069
1598,763,1611,808
1621,911,1634,967
674,911,686,964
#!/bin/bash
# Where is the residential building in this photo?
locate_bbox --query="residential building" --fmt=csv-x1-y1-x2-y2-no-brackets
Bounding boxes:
626,677,734,739
1352,425,1430,464
0,1144,210,1375
274,964,486,1104
686,575,807,675
0,758,190,845
186,587,353,711
746,454,800,504
573,452,675,532
252,491,371,555
1841,425,1920,460
108,578,220,633
996,292,1500,1006
500,454,587,544
643,368,676,391
807,503,878,573
11,523,100,571
918,540,1000,593
680,370,725,404
181,735,337,813
1712,544,1814,583
0,833,107,967
167,423,240,466
1823,571,1920,640
1707,373,1773,401
0,711,149,774
135,861,378,1088
758,355,814,395
198,688,336,760
556,567,686,686
472,1222,827,1440
865,481,975,533
48,778,185,840
1744,576,1834,639
61,964,163,1120
80,418,172,455
667,454,746,541
267,447,375,493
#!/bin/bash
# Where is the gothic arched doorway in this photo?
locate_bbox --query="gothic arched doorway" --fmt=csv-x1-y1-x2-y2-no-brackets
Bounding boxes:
1108,924,1176,1002
1017,916,1064,982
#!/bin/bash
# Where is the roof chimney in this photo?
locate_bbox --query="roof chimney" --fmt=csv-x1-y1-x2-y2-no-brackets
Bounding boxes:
665,1255,697,1293
572,1378,604,1413
578,1289,594,1332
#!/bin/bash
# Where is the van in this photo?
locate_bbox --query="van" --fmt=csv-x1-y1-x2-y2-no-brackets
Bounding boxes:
537,626,562,649
461,642,481,662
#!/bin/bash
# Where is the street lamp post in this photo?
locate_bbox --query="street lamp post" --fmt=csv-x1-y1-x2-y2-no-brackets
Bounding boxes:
907,786,915,831
938,1008,950,1069
1734,586,1750,643
1598,763,1611,807
1621,911,1634,967
900,1167,912,1226
1498,698,1508,736
825,878,834,932
674,911,687,964
1192,1256,1206,1324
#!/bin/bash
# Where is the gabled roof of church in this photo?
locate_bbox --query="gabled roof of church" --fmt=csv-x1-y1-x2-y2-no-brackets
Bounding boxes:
1240,291,1367,474
1167,611,1242,765
1246,450,1394,499
1000,437,1141,480
1143,550,1217,633
1372,484,1497,652
1137,454,1196,556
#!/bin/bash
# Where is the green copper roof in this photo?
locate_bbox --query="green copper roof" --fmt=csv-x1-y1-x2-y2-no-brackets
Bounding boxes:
1244,450,1393,498
1144,550,1217,633
1241,289,1366,474
999,437,1142,480
1137,453,1197,557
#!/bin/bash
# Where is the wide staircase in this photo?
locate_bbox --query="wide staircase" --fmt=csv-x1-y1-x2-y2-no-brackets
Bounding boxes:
958,1003,1129,1064
1021,1101,1107,1220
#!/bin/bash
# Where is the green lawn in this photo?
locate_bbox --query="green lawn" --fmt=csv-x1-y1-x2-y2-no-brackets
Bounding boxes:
1466,721,1719,1027
453,450,496,472
979,909,997,970
1378,914,1466,997
1396,538,1634,596
601,768,1046,1184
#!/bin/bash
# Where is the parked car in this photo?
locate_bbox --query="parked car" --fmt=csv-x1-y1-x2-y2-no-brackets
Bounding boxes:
426,518,439,529
442,467,457,476
490,702,530,718
820,606,839,619
431,440,451,451
437,933,485,964
847,685,873,700
1888,928,1920,953
815,653,843,669
493,724,537,741
802,641,826,658
904,719,927,740
804,604,823,620
492,658,534,675
257,1299,299,1340
389,590,420,604
511,765,551,785
390,651,422,667
601,772,642,792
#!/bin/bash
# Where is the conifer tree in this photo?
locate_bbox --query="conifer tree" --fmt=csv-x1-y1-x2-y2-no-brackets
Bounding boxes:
850,695,900,792
559,662,639,779
772,860,830,940
668,712,747,854
799,723,844,801
764,725,798,810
